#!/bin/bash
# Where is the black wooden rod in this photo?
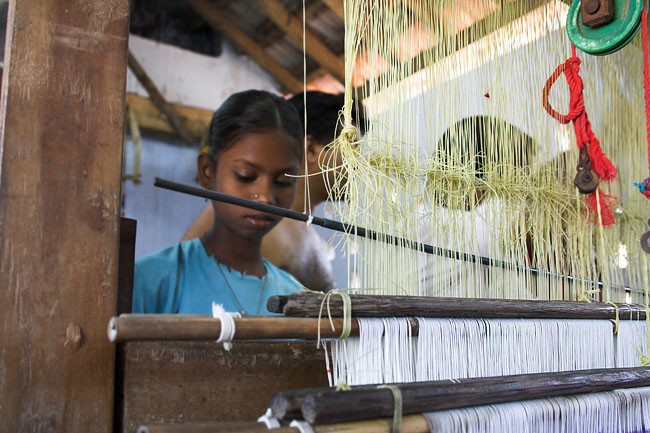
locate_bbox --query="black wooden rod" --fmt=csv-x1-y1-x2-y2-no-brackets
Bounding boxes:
154,177,636,293
298,367,650,424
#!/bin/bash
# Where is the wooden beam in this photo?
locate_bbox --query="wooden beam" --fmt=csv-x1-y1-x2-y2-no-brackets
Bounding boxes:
253,0,346,83
126,93,212,142
185,0,304,93
0,0,129,431
322,0,345,21
128,51,197,146
360,0,550,92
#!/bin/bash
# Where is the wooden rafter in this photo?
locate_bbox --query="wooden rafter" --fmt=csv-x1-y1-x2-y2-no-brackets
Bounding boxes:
360,0,551,92
128,51,197,145
253,0,345,83
186,0,303,93
126,93,212,141
322,0,345,21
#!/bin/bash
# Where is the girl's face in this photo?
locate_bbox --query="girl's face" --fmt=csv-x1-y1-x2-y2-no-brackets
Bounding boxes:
198,129,302,240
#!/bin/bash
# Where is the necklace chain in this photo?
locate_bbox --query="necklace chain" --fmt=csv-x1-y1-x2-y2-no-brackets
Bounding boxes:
215,260,268,315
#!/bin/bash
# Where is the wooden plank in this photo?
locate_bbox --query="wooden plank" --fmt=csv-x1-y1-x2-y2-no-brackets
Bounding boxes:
301,367,650,424
186,0,304,93
322,0,345,21
272,293,647,320
253,0,346,82
128,51,197,146
0,0,129,431
126,93,212,141
118,341,328,432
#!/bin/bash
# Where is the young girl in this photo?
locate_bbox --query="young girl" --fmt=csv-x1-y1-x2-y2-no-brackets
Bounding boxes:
132,90,305,314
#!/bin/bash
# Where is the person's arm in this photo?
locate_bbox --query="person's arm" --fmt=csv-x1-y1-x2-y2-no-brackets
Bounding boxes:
182,204,214,241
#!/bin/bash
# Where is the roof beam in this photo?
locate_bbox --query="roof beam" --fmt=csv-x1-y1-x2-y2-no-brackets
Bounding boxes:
253,0,346,83
186,0,303,93
128,51,197,146
322,0,345,21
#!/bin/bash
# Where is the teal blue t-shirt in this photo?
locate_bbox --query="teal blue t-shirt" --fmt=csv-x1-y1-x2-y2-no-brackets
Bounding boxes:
132,238,303,314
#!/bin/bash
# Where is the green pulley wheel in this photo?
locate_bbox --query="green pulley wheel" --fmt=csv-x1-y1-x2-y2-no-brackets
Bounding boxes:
567,0,644,55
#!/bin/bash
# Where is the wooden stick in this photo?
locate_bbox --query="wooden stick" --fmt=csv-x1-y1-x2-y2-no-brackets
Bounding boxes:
139,422,296,433
127,51,197,145
107,314,362,342
299,367,650,424
138,415,430,433
270,293,647,320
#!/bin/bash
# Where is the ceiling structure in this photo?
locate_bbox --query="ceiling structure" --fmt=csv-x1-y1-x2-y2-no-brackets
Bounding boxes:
128,0,542,95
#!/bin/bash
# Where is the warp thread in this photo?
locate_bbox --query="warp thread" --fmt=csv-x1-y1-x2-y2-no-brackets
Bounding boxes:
638,1,650,199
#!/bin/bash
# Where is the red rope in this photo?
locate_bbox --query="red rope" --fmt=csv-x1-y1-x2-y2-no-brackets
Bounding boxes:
638,1,650,199
542,46,618,225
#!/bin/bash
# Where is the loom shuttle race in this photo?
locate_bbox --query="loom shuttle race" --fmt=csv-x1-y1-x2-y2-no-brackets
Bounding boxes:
107,0,650,433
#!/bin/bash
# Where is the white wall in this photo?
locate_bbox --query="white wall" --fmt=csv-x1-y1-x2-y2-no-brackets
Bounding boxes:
126,34,280,110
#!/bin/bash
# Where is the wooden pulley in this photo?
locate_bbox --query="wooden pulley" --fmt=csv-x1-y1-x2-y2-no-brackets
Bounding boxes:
574,147,600,194
567,0,644,55
641,219,650,254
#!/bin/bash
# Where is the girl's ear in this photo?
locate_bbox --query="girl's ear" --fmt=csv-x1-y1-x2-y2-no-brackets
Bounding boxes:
197,153,215,189
306,135,324,165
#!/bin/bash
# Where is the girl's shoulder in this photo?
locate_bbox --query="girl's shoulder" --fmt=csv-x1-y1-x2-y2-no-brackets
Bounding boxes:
135,239,206,274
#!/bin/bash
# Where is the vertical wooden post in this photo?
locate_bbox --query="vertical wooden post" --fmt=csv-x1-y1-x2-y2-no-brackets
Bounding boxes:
0,0,129,431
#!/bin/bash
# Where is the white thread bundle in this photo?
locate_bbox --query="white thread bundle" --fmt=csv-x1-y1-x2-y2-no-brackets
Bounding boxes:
212,302,240,351
423,386,650,433
330,317,648,386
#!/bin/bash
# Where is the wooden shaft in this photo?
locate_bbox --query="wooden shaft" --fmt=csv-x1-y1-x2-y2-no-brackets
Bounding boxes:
301,367,650,424
127,51,196,145
108,314,362,342
252,0,346,82
139,422,297,433
138,415,430,433
270,293,647,320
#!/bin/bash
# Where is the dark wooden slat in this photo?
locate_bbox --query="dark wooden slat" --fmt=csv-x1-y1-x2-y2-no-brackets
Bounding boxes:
117,217,137,315
128,51,197,145
0,0,129,430
300,367,650,424
271,293,647,320
118,341,327,432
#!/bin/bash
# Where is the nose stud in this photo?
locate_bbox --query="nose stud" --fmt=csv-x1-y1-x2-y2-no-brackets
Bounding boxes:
253,194,259,199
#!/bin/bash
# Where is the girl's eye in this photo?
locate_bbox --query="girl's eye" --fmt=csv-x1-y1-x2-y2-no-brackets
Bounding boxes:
276,174,296,186
235,172,256,182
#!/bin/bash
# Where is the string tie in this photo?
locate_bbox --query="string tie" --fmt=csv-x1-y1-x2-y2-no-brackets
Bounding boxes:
212,302,241,351
256,408,280,429
542,47,618,225
290,420,315,433
316,289,352,348
378,385,403,433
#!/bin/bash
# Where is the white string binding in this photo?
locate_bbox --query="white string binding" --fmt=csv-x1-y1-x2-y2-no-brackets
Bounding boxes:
290,420,315,433
257,408,280,429
306,214,314,225
212,302,241,351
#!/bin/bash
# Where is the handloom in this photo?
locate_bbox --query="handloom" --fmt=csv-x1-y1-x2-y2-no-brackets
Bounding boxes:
121,1,650,432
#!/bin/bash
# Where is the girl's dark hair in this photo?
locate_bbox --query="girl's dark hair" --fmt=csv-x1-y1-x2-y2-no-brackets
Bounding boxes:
207,90,304,160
